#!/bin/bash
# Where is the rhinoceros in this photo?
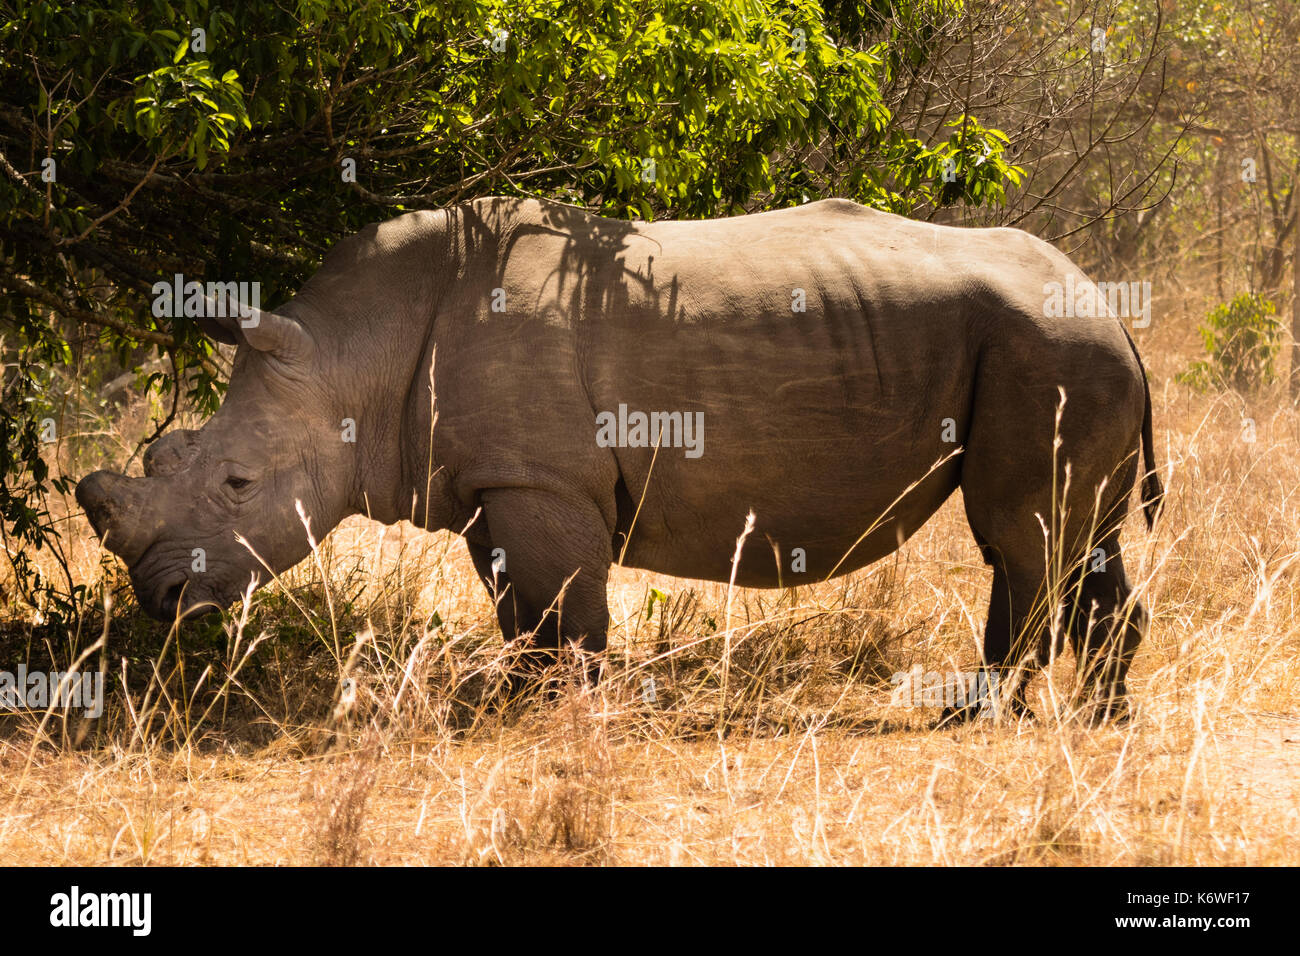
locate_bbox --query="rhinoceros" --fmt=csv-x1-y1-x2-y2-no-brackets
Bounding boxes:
77,197,1161,720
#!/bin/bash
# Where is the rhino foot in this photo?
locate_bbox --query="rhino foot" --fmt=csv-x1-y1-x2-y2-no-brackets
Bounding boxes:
936,695,1034,728
1083,694,1132,726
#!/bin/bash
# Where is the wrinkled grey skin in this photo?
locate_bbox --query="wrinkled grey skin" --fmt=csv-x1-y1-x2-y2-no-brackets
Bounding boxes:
78,197,1162,720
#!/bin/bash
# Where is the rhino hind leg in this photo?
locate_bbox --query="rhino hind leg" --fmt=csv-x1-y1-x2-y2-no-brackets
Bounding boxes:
939,554,1051,726
946,478,1147,726
474,488,612,693
948,340,1148,726
1063,535,1145,724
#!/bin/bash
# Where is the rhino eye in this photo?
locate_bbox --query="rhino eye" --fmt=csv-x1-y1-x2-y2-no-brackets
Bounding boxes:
225,476,251,490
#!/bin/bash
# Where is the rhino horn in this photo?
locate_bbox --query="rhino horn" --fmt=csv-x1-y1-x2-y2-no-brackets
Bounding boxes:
142,428,200,477
75,470,161,567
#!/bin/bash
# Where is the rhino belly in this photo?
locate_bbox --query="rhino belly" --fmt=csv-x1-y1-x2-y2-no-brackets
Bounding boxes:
606,371,970,586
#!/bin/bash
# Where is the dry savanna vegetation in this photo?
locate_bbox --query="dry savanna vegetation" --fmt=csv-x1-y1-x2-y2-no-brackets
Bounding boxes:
6,0,1300,869
1,313,1297,867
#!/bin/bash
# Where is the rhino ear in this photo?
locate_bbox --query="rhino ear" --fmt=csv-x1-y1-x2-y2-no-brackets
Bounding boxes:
195,313,239,345
197,304,312,359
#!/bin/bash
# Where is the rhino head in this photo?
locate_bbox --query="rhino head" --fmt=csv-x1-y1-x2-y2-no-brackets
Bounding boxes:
76,304,362,621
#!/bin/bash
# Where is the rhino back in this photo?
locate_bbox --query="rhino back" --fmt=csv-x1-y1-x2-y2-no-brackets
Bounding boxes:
423,198,1117,585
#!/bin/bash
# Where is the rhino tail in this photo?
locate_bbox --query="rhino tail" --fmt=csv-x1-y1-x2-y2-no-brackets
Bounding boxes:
1124,328,1163,530
1139,367,1163,528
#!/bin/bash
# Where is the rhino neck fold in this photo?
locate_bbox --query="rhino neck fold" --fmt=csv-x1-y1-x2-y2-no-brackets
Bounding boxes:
315,209,455,531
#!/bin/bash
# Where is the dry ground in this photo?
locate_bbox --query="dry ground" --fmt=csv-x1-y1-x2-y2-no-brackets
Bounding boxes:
2,335,1299,865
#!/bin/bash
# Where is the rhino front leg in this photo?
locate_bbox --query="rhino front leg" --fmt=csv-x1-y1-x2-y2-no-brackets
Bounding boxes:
467,539,524,644
475,487,613,688
467,538,551,701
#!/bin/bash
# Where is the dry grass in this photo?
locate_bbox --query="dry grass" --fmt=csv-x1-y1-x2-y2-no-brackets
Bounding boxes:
2,329,1298,866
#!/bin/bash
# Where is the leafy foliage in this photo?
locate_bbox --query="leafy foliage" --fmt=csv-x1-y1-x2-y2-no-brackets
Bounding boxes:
1179,293,1283,394
0,0,1022,617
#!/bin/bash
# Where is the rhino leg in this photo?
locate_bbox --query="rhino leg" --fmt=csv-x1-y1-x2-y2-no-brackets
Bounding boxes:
467,539,555,701
939,554,1048,726
475,488,612,689
938,319,1149,727
943,531,1144,727
466,539,525,645
1064,536,1145,723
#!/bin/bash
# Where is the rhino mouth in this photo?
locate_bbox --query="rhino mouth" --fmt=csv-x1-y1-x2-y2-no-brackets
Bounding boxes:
143,573,188,621
131,555,220,622
154,578,222,622
157,579,187,620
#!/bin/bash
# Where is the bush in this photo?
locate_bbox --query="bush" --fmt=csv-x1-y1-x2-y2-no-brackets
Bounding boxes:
1178,293,1282,394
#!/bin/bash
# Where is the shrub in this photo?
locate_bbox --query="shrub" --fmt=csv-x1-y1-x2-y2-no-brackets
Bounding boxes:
1178,293,1282,393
